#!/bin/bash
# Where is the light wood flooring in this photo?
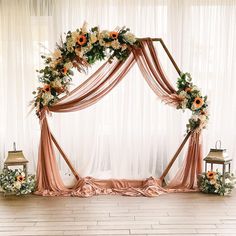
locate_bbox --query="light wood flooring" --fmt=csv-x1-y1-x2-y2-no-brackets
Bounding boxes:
0,191,236,236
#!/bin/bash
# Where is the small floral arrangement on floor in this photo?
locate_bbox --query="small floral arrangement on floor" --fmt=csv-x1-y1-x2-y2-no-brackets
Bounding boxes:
32,22,138,117
0,168,36,195
176,72,209,133
198,170,236,195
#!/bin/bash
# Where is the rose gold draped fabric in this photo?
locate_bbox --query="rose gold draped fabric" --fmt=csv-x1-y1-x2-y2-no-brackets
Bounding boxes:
133,39,183,106
35,39,203,197
37,109,70,194
167,132,203,191
132,40,203,191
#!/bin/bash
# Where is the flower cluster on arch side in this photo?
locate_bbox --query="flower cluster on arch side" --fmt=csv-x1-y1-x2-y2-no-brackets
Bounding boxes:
32,23,138,117
176,73,209,133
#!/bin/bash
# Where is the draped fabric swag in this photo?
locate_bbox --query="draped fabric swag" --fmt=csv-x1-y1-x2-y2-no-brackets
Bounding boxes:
36,39,202,197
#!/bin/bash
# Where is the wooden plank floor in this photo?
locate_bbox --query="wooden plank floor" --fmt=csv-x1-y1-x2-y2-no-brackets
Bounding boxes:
0,191,236,236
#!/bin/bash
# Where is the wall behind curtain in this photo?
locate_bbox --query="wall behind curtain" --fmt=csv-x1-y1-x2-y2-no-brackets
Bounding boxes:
0,0,235,181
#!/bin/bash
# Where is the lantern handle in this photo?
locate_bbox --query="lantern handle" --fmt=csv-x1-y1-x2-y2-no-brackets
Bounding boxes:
215,140,221,149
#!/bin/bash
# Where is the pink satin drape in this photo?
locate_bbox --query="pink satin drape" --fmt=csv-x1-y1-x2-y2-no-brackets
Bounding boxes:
35,39,203,197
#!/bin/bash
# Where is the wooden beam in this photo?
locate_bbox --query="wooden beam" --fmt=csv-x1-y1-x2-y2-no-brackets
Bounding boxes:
51,133,80,180
138,37,182,76
139,37,187,183
159,131,192,182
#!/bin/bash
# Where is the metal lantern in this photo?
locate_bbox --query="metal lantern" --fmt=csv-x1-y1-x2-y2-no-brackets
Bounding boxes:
4,142,28,178
205,140,229,160
204,140,232,184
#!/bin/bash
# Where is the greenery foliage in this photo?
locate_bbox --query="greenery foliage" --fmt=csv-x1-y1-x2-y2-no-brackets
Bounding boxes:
0,168,36,195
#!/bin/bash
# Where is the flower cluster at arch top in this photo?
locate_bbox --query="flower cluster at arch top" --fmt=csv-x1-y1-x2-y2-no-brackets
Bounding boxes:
32,23,209,133
32,23,137,116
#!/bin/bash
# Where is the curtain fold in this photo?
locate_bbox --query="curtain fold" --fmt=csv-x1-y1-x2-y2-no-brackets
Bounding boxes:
36,39,203,197
167,132,203,191
37,111,69,194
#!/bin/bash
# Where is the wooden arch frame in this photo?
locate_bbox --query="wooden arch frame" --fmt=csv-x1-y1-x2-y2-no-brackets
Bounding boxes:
50,38,192,186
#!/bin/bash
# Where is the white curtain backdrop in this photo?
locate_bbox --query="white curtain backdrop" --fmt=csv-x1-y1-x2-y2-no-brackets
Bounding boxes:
0,0,236,182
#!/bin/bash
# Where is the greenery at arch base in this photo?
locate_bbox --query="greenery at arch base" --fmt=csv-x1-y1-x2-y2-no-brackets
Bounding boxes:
32,22,209,134
0,168,36,195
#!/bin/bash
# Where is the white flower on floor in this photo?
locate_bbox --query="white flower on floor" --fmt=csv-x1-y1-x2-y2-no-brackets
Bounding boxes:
14,181,22,190
210,179,216,185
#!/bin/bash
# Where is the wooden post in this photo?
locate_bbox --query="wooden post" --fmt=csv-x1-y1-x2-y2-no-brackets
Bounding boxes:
51,133,80,180
159,131,192,183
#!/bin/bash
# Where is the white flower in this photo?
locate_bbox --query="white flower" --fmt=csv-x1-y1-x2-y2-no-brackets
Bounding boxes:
90,33,98,44
51,79,62,89
181,98,188,109
179,90,187,98
215,183,220,190
111,39,121,50
41,92,54,106
99,38,106,47
67,45,74,53
53,71,59,76
199,115,207,122
71,31,80,42
21,172,25,177
210,179,216,185
50,59,60,69
52,49,62,59
64,62,73,70
192,85,199,92
14,181,21,190
225,178,231,184
99,30,110,39
123,32,136,44
66,38,75,52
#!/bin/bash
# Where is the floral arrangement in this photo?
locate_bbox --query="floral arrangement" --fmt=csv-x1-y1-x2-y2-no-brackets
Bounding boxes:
32,22,137,117
0,168,36,195
176,73,209,132
198,170,236,195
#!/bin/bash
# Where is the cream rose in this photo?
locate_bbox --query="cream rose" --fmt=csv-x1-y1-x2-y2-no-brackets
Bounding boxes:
42,92,54,106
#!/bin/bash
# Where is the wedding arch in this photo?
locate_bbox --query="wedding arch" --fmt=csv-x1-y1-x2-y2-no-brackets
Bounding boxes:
33,24,209,197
